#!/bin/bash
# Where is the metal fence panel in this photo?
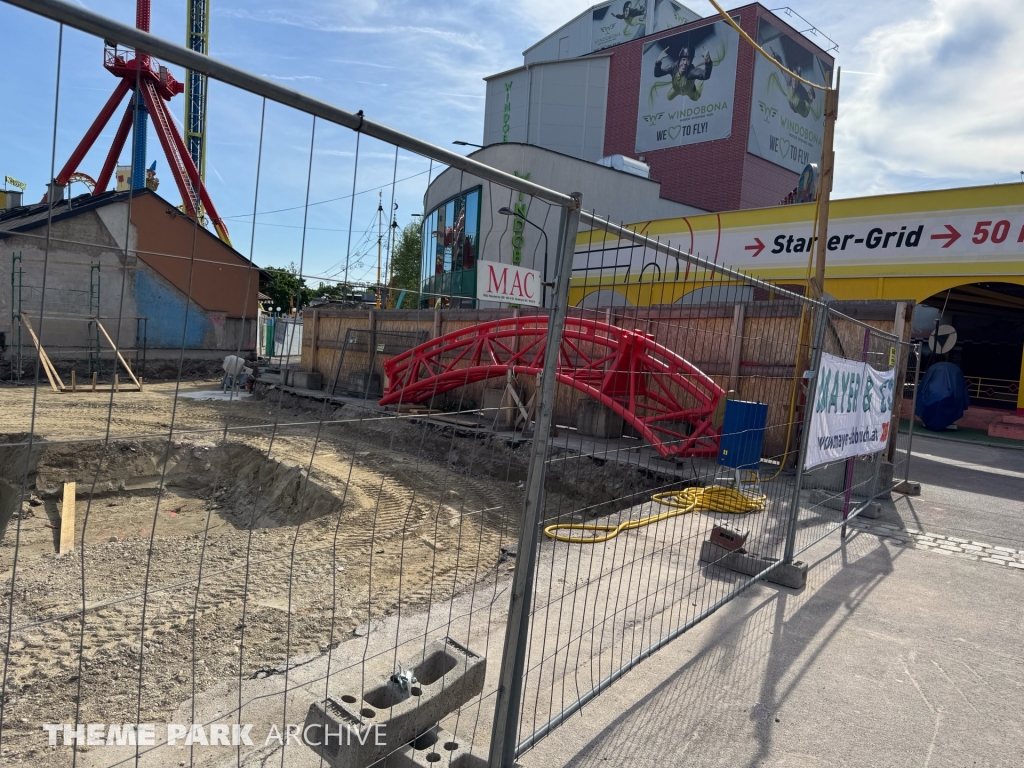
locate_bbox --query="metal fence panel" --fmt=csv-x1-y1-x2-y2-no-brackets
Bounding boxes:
0,4,921,768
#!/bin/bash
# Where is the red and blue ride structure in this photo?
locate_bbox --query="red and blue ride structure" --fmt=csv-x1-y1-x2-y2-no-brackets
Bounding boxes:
45,0,230,245
380,316,725,459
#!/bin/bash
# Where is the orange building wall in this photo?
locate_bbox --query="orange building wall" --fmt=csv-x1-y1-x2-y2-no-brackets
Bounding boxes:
130,193,260,318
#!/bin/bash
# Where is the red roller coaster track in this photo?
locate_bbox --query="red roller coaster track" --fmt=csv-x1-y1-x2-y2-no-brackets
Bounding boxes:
380,317,725,459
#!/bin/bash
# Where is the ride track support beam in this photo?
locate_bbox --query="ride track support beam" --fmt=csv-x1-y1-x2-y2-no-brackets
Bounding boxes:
379,316,725,460
155,92,231,244
138,79,199,214
94,103,135,194
51,79,131,192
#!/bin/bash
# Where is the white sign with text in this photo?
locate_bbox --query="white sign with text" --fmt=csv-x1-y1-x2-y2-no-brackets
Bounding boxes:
477,260,542,307
804,353,896,470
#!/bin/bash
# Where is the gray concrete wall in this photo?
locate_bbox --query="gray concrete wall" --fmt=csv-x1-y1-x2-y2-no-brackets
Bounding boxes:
484,58,609,161
522,1,701,65
1,208,139,353
1,203,257,356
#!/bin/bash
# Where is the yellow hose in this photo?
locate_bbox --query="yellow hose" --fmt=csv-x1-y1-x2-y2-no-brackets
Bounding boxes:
543,486,766,544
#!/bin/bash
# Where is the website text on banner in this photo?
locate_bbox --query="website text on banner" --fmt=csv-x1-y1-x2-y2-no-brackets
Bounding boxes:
805,352,896,470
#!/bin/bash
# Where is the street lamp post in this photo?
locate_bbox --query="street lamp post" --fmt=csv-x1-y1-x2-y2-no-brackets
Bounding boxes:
498,206,549,307
452,140,484,149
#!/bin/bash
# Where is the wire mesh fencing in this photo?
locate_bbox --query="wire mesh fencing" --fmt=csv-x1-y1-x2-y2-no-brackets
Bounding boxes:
0,4,570,766
505,213,908,759
891,342,922,488
0,3,919,768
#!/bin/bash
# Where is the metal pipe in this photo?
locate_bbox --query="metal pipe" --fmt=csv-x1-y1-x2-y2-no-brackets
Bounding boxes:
2,0,578,211
782,302,828,563
498,206,548,307
489,193,583,768
904,342,921,484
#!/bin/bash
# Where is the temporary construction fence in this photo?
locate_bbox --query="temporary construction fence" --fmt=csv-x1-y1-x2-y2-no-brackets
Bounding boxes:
0,2,915,768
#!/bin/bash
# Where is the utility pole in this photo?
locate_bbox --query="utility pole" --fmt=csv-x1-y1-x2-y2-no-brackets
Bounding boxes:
812,69,840,299
376,191,383,309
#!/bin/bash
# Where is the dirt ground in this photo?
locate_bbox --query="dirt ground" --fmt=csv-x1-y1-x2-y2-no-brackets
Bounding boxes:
0,374,677,767
0,380,535,766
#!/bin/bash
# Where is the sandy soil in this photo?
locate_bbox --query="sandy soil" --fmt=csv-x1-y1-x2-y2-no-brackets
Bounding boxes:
0,381,527,766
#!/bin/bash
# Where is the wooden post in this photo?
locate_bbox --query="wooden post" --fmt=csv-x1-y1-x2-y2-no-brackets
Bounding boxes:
95,320,142,390
60,482,76,554
728,302,746,394
71,370,76,392
310,309,319,372
91,371,97,391
812,72,840,299
114,373,119,392
432,306,442,340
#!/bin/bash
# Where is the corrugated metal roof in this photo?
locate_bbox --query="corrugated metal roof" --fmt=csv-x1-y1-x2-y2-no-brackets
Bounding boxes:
0,188,268,279
0,189,130,235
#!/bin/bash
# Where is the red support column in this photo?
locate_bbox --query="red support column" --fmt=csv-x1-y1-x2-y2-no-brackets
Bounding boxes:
94,103,135,194
51,80,131,189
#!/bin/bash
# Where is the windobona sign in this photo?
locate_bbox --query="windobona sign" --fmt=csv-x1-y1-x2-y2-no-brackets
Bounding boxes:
477,260,541,307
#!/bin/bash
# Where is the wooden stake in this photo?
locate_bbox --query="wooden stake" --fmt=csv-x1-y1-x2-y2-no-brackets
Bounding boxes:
114,373,119,393
60,481,76,554
95,320,142,390
812,71,840,299
19,315,64,392
71,370,76,392
91,371,97,391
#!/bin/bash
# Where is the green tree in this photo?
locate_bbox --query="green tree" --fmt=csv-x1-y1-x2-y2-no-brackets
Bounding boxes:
261,263,310,312
389,220,423,307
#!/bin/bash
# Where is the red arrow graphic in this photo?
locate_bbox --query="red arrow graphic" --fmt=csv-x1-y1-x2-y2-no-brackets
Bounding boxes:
744,237,765,258
930,224,961,248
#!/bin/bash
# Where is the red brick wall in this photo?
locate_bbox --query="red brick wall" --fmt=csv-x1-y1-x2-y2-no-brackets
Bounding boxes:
600,4,833,213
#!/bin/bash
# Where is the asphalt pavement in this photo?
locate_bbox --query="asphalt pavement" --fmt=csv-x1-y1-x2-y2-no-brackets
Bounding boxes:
520,435,1024,768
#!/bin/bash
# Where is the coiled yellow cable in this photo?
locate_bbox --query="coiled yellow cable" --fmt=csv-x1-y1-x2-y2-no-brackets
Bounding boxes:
543,486,767,544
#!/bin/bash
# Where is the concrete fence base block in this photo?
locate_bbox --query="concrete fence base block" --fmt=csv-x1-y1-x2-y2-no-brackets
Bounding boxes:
893,480,921,496
803,456,894,494
303,637,486,768
808,489,882,518
576,398,624,439
700,541,807,590
482,387,518,429
291,370,323,390
384,724,488,767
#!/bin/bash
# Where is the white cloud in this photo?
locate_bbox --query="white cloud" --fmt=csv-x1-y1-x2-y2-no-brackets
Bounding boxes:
219,7,488,52
262,74,323,81
835,0,1024,195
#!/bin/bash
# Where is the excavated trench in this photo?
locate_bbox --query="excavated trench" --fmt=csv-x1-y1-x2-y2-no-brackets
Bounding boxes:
0,435,342,546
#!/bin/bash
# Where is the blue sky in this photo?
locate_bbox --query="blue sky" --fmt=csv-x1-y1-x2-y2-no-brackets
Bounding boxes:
2,0,1021,283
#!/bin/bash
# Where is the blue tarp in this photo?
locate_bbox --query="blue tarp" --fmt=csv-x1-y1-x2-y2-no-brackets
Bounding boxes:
915,362,971,431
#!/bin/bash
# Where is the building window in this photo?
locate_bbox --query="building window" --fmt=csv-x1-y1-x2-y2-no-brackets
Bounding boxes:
420,187,481,304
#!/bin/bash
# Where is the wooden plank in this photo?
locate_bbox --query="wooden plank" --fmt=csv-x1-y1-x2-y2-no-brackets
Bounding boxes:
21,315,63,390
60,481,75,554
19,316,61,392
95,320,142,390
728,302,746,393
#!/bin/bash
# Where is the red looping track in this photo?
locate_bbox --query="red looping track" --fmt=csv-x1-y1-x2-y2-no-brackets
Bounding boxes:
380,317,724,459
